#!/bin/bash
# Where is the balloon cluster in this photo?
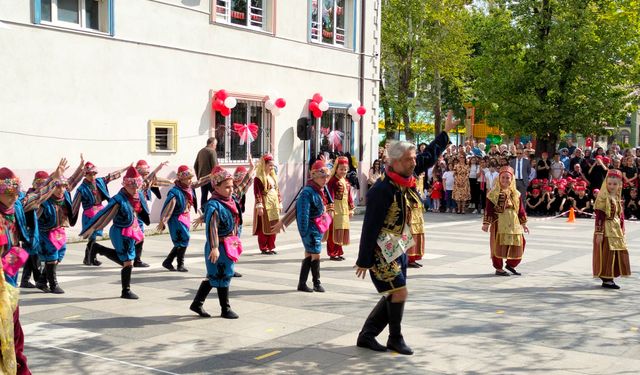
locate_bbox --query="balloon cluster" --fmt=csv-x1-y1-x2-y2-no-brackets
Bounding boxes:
211,89,237,117
265,94,286,117
485,134,503,145
309,93,330,119
347,100,366,122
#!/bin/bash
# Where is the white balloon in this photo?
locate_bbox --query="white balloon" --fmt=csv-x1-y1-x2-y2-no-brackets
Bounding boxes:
352,114,361,122
351,100,361,108
224,97,237,109
271,107,281,116
265,100,275,110
267,92,279,101
318,100,329,112
348,107,358,116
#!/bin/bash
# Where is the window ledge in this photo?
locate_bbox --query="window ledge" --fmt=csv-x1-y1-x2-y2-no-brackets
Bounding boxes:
309,39,355,53
151,150,177,154
38,21,111,37
211,20,274,37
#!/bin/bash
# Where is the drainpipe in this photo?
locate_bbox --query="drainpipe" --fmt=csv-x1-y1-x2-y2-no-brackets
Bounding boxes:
358,0,366,162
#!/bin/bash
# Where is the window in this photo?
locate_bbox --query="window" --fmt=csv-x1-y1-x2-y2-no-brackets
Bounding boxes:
310,107,354,157
215,0,273,32
35,0,114,34
310,0,355,48
149,120,178,153
214,100,272,163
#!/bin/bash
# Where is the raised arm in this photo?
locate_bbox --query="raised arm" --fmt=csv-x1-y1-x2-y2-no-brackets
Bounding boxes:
192,175,211,189
67,154,85,191
22,158,68,212
105,164,131,183
144,161,169,189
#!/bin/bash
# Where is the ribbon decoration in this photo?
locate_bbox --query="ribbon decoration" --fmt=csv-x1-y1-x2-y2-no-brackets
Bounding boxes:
327,130,344,151
233,123,259,145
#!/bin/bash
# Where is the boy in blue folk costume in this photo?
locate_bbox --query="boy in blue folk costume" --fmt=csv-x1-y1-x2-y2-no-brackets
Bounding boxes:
157,166,209,272
80,167,150,299
37,159,85,294
133,159,170,267
72,161,130,266
295,160,333,293
0,160,66,374
189,166,242,319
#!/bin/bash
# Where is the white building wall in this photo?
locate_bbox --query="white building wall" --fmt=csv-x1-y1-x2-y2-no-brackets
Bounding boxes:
0,0,380,221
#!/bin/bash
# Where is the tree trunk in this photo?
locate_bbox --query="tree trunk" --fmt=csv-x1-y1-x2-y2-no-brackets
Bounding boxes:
379,68,396,140
399,53,414,141
534,132,558,157
434,69,442,136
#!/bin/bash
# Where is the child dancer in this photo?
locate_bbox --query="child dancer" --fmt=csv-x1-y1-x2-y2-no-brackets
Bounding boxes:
482,166,529,276
73,161,130,266
253,155,282,254
81,167,150,299
593,169,631,289
296,160,332,292
189,166,242,319
326,156,354,261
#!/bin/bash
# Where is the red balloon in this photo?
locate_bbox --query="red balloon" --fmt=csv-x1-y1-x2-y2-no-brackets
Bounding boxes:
357,106,366,116
275,98,286,109
212,99,224,111
216,89,228,101
309,101,319,112
220,106,231,117
312,109,323,118
312,93,323,103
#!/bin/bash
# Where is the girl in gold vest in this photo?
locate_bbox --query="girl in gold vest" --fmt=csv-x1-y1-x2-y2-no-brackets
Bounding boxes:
593,169,631,289
482,166,529,276
253,155,282,254
326,156,354,260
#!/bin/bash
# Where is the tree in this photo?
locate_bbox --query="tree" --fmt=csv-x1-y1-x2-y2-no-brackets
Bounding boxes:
471,0,640,153
379,0,473,141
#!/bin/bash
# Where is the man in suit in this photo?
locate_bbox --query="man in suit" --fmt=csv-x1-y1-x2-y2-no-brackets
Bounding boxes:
510,146,530,201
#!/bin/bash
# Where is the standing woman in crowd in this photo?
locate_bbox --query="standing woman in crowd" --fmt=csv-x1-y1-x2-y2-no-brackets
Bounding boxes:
326,156,355,261
593,169,631,289
621,156,638,200
368,159,382,190
482,166,529,276
295,160,333,292
253,155,282,255
81,167,150,299
189,166,242,319
468,156,481,213
453,153,471,214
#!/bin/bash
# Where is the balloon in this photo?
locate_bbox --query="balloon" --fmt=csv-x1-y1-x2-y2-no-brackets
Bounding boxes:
309,101,319,112
495,136,503,144
351,100,361,108
357,106,366,116
275,98,286,109
485,137,492,145
271,107,281,116
216,89,228,100
212,99,224,111
318,100,329,112
220,106,231,117
265,100,275,110
348,107,357,116
352,114,361,122
224,97,237,109
312,108,323,118
312,93,323,103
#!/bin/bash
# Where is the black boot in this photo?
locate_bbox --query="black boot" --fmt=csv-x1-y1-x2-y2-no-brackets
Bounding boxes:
176,247,188,272
386,300,413,355
45,262,64,294
190,280,213,317
310,259,325,292
20,255,36,288
93,243,124,266
133,241,149,268
356,297,389,352
217,287,239,319
35,266,49,293
297,257,313,292
162,247,178,271
120,266,139,299
83,240,94,265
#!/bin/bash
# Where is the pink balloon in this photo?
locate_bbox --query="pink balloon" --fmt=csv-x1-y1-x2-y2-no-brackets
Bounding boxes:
312,93,323,103
309,101,319,112
220,106,231,117
312,108,323,118
357,106,367,116
275,98,286,109
216,89,228,101
212,99,224,111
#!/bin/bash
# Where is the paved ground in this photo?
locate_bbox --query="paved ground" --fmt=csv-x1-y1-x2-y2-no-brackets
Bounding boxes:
18,213,640,375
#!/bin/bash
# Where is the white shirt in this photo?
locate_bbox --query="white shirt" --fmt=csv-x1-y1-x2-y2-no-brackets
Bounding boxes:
486,170,499,190
443,171,455,190
469,164,479,179
515,158,523,179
